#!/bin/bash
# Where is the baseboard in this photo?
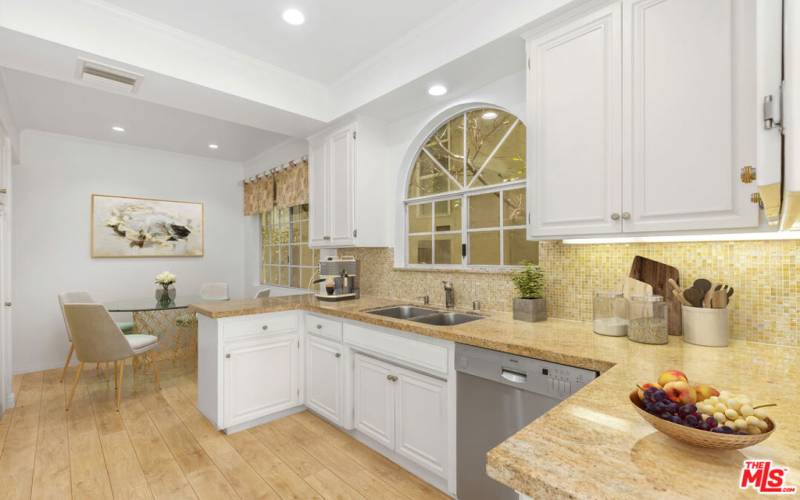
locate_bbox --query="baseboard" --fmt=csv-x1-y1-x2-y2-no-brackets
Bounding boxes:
13,359,68,375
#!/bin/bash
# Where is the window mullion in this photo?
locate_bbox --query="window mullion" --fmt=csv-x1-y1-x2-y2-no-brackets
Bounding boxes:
461,193,467,267
422,147,462,189
499,190,505,266
466,118,520,189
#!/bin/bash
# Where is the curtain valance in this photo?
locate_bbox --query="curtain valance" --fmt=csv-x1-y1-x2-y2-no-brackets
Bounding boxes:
243,158,308,215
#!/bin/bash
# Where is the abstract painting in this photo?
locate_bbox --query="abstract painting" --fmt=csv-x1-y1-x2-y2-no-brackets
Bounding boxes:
91,194,204,257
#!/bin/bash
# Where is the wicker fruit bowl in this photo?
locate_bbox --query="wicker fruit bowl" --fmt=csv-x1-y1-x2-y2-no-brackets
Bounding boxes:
629,391,775,449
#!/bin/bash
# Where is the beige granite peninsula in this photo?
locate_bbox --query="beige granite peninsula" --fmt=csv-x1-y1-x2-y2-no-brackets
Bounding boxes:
191,295,800,499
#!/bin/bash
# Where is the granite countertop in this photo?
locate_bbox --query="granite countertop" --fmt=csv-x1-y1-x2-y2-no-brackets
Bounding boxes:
191,295,800,498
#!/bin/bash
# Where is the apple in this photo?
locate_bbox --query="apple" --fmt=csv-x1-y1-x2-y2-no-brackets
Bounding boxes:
637,382,662,401
657,370,688,387
663,380,697,404
694,384,720,402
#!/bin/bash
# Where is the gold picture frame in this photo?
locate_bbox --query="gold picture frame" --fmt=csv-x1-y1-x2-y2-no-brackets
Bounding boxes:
91,194,204,258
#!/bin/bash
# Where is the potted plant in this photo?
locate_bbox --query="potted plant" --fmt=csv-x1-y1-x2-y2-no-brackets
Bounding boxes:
511,262,546,322
154,271,177,304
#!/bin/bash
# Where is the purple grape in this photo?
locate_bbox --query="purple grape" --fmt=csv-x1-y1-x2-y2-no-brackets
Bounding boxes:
660,412,672,420
705,417,718,428
698,422,710,431
652,391,666,402
666,402,679,413
710,427,724,433
685,415,698,426
645,386,659,395
670,415,683,425
719,426,734,434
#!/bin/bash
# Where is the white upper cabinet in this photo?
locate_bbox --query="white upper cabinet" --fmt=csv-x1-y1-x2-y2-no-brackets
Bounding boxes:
527,4,623,237
308,118,390,248
621,0,757,233
526,0,764,239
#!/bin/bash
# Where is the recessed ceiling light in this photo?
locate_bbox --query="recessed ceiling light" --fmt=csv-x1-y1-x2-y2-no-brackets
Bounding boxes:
208,144,219,150
428,84,447,96
111,125,125,132
481,111,498,120
282,8,305,25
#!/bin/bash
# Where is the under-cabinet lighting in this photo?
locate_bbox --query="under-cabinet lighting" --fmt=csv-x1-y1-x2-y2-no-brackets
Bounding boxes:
282,8,305,26
111,125,125,132
428,84,447,96
563,232,800,245
208,143,219,150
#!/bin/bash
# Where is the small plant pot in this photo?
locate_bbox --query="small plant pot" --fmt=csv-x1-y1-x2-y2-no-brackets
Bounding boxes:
513,298,547,322
155,285,176,305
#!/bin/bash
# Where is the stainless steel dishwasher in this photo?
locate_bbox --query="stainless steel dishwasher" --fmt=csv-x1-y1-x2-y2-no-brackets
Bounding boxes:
456,343,597,500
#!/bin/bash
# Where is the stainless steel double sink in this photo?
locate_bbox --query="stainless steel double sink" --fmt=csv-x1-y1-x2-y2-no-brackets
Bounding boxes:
365,305,483,326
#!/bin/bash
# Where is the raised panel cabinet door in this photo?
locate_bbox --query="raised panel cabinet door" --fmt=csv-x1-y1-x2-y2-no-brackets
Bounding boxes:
305,336,343,425
394,368,448,478
353,354,395,449
328,126,356,246
223,335,299,428
309,139,329,247
622,0,758,232
527,3,623,238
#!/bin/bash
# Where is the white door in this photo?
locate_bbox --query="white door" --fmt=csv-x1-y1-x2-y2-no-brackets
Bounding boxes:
328,126,356,246
224,334,299,428
621,0,758,232
0,135,11,414
395,368,448,478
305,335,343,425
353,354,394,449
308,139,329,247
527,4,623,238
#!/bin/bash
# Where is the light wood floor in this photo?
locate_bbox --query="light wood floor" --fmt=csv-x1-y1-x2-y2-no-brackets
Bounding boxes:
0,359,449,500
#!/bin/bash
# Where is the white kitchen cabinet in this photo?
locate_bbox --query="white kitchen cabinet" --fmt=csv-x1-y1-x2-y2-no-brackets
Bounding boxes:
526,0,766,239
354,353,395,449
305,334,344,426
526,3,622,237
353,353,448,478
308,117,390,248
223,333,301,428
395,367,448,477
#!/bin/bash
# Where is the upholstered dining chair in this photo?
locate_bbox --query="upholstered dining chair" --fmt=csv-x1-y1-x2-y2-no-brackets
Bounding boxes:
62,303,160,411
254,288,271,299
200,282,230,301
58,291,135,382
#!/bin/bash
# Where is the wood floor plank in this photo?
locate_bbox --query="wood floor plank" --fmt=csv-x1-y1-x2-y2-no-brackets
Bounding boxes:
0,371,44,499
304,468,366,500
30,369,71,500
67,381,114,500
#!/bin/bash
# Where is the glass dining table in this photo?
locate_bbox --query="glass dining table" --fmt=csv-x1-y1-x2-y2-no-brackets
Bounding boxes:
105,295,228,362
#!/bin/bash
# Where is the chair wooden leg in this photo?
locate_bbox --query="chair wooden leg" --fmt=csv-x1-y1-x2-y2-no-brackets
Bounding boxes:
151,351,161,390
115,360,125,411
60,343,74,383
65,361,84,411
131,356,136,384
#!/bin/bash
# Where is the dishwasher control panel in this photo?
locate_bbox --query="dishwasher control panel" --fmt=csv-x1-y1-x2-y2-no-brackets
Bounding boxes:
455,343,597,400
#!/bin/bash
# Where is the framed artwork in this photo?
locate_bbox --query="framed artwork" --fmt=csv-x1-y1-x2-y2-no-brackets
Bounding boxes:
91,194,204,258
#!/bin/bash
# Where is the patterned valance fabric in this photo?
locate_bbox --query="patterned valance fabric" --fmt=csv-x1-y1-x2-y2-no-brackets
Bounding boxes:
243,159,308,215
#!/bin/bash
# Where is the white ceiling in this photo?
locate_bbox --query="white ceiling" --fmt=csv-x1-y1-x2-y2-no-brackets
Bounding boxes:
0,68,289,162
101,0,459,83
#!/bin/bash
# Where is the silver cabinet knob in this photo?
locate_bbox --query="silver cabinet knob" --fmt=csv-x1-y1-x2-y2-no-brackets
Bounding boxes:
316,324,322,329
335,353,341,358
386,374,398,382
610,213,621,221
323,236,331,241
262,325,268,331
3,302,10,307
225,354,231,359
621,212,631,220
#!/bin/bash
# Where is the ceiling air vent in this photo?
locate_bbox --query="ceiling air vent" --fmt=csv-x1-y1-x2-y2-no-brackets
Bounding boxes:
76,58,142,93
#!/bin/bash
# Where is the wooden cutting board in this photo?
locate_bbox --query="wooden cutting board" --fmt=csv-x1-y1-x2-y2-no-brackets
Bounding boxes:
629,256,682,335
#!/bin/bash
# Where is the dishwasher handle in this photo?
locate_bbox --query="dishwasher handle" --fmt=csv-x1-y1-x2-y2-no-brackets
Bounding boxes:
500,368,527,384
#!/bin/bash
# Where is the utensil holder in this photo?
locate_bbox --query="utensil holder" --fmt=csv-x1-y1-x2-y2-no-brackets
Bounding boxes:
682,305,729,347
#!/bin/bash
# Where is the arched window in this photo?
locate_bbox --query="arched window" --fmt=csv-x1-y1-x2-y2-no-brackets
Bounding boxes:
405,107,538,267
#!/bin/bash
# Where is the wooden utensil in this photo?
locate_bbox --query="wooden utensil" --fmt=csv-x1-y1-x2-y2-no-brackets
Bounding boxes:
629,256,682,335
693,278,712,296
682,287,704,308
711,289,729,309
672,289,692,306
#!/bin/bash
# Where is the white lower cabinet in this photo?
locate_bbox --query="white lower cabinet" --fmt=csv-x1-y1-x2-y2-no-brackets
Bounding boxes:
305,334,344,426
223,333,300,428
354,353,448,478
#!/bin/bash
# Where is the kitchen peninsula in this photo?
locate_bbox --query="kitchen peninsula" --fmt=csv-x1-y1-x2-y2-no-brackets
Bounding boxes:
192,295,800,499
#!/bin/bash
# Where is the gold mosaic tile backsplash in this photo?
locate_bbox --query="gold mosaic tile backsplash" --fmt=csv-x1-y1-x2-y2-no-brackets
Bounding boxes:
343,240,800,347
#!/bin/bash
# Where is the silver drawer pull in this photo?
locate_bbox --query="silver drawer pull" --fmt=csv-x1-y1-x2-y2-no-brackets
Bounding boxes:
335,353,341,358
501,369,527,384
225,354,231,359
386,374,398,382
316,324,323,329
262,325,269,331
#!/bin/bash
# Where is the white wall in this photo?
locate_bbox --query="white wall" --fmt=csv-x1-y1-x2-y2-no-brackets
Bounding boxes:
242,138,312,298
13,131,246,373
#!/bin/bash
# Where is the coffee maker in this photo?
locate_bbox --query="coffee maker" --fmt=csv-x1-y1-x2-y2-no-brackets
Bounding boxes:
316,256,360,301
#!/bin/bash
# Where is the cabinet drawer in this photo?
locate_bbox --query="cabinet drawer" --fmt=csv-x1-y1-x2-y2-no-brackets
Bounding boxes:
223,311,298,340
344,323,448,375
305,313,342,342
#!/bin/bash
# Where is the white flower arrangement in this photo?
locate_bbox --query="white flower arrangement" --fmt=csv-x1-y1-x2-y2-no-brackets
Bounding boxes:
154,271,176,287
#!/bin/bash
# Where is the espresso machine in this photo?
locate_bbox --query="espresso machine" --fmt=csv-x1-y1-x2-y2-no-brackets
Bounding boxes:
315,256,360,301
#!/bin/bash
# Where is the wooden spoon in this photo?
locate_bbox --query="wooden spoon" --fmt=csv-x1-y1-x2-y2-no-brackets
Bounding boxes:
711,289,729,309
693,279,712,296
683,287,704,308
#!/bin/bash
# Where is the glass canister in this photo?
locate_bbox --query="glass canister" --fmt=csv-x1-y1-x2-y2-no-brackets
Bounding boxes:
628,295,668,345
593,291,629,337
